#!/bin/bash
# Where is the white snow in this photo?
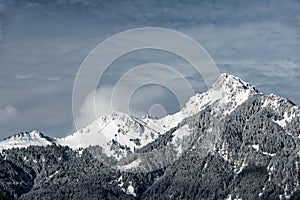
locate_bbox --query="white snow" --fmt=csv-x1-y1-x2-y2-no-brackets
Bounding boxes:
77,149,84,157
118,159,142,171
57,111,161,159
262,151,276,157
252,144,259,151
219,142,230,161
267,165,275,182
56,74,257,160
0,73,298,198
236,160,248,174
252,144,276,157
118,176,124,187
0,74,260,161
141,73,257,137
117,176,126,193
48,171,59,179
273,112,296,128
0,130,54,151
262,94,300,128
226,195,242,200
180,73,257,122
126,181,136,197
262,94,280,109
259,187,266,197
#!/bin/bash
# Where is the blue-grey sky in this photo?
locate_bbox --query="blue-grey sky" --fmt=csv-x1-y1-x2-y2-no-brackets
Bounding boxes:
0,0,299,139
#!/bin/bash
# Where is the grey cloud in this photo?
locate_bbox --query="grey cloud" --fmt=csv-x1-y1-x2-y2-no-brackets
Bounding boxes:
0,105,18,124
0,0,299,139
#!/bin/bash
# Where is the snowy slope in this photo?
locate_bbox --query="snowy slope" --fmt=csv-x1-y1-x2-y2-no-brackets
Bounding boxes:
261,93,300,137
142,73,258,134
57,111,161,159
56,73,258,159
1,74,300,199
0,74,261,157
0,130,55,151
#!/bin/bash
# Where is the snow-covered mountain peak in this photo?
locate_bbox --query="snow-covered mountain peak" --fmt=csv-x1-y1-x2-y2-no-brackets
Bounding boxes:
0,74,268,159
213,73,258,93
0,130,55,151
144,74,259,135
181,73,258,117
4,130,48,142
58,111,161,158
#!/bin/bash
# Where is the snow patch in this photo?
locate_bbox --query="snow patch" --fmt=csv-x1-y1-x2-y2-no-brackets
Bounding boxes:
273,112,295,128
126,181,136,197
118,159,142,171
48,171,59,179
236,160,247,174
219,142,230,161
262,151,276,157
252,144,259,151
262,94,281,109
226,194,232,200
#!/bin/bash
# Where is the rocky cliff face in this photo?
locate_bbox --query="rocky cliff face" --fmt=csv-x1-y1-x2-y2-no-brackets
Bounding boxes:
0,74,299,200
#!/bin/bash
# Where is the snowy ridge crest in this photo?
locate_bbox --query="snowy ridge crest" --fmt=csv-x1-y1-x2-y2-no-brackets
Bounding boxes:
0,130,56,151
0,74,259,154
1,73,297,163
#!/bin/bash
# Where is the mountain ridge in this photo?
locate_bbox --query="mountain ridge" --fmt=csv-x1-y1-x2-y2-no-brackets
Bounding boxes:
0,73,258,152
0,73,298,154
1,73,300,199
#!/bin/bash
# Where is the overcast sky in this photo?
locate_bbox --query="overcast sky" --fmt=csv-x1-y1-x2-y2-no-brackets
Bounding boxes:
0,0,299,139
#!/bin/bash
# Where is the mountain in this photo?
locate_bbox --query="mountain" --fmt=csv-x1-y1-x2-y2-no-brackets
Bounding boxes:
58,73,259,161
0,130,56,151
0,73,300,199
1,73,258,161
57,111,162,160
